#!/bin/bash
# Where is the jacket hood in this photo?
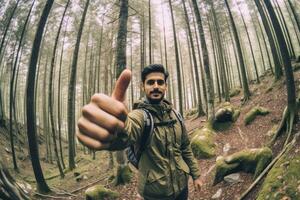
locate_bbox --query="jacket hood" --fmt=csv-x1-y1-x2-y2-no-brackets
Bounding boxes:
132,98,173,117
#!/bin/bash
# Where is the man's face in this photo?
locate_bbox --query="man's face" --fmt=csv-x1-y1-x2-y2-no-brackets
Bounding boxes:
143,72,167,104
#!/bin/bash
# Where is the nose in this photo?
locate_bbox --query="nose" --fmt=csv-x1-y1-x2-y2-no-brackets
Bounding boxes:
154,82,159,88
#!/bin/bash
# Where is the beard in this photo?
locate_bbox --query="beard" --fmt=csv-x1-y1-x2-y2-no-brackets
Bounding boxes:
147,89,165,104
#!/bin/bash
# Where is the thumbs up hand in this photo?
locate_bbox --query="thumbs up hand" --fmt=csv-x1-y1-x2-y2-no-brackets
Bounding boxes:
77,69,132,150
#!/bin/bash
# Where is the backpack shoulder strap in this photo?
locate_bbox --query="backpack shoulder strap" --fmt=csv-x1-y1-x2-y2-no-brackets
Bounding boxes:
172,108,184,130
138,108,154,152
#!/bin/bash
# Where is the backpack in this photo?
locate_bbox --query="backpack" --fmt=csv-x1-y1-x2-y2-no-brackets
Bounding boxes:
126,108,184,169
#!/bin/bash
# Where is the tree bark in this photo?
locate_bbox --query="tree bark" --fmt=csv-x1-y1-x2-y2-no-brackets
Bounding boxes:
224,0,251,102
67,0,90,170
48,0,70,178
26,0,54,193
254,0,283,80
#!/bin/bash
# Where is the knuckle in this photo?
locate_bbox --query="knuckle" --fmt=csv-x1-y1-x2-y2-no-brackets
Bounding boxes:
77,118,86,131
91,93,103,103
115,104,126,116
82,104,91,115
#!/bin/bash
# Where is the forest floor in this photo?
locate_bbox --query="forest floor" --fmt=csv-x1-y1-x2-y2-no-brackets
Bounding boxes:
1,69,300,200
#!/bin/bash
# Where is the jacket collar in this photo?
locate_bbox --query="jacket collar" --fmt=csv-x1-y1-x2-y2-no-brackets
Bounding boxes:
133,98,173,117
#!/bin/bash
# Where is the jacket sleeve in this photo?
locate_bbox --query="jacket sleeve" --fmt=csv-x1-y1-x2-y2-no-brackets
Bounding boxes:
181,124,201,180
107,109,144,151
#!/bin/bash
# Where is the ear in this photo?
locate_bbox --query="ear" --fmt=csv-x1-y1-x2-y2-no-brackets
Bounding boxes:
140,82,145,92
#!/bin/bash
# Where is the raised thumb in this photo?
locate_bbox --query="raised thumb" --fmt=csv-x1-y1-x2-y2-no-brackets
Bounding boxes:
112,69,132,102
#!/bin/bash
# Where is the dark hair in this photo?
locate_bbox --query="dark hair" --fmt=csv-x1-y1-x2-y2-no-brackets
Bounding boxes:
141,64,169,83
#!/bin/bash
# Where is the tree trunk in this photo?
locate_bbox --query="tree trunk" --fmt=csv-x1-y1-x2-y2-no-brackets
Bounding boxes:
273,0,295,59
0,160,29,200
237,2,260,84
287,0,300,33
209,1,230,102
224,0,251,102
0,0,20,64
168,0,183,115
48,0,70,178
263,0,297,134
25,0,54,193
57,21,68,169
160,0,171,101
148,0,152,63
67,0,90,170
191,0,215,123
114,0,131,186
254,0,283,81
183,0,204,116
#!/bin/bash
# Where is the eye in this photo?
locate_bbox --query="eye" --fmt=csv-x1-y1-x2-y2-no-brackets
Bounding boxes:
157,80,165,85
147,80,155,85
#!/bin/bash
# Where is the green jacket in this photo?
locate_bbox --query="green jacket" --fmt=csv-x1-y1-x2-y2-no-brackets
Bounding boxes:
109,99,200,200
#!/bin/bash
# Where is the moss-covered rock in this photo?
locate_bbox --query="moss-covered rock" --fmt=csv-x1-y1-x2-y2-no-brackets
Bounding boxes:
85,185,119,200
229,88,241,97
213,147,272,185
191,126,216,159
244,106,270,125
215,102,240,123
257,152,300,200
232,109,240,122
113,165,132,186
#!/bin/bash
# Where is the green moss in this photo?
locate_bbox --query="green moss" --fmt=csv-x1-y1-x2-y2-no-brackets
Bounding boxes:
213,156,239,185
214,102,240,125
191,127,216,159
244,106,270,125
85,185,119,200
257,153,300,200
213,148,272,185
113,165,132,186
232,109,240,122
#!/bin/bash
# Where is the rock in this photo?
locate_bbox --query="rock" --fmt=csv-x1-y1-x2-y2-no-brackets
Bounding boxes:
224,173,242,184
191,126,216,159
214,102,238,123
85,185,119,200
74,172,81,177
83,175,88,180
211,188,222,199
223,143,231,154
5,148,11,153
244,106,270,125
215,108,233,123
213,147,272,185
76,175,83,182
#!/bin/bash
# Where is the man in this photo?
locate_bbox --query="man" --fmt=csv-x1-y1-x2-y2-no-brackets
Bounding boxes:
77,64,203,200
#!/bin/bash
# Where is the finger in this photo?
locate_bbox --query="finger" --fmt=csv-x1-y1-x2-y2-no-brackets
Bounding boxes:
91,93,128,121
76,131,110,150
82,103,125,132
112,69,132,102
77,117,114,142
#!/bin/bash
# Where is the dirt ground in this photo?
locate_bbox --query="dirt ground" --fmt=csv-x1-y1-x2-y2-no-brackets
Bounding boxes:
1,70,300,200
